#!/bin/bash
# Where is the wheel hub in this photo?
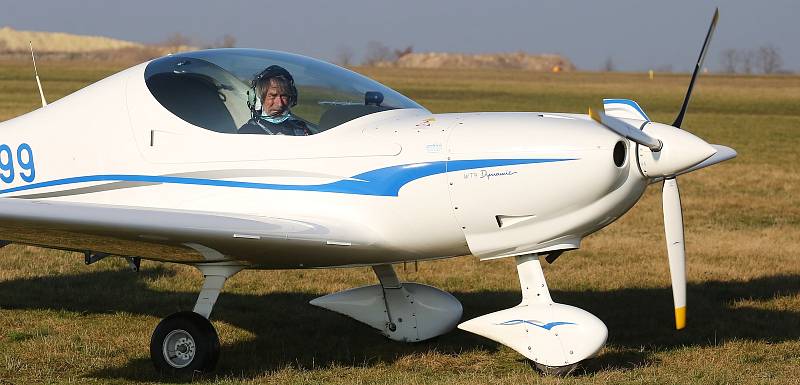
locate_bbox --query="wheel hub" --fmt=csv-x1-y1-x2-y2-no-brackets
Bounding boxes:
163,329,196,368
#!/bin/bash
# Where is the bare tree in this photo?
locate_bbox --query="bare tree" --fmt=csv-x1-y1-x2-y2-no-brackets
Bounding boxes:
757,44,782,74
738,49,755,74
217,34,237,48
335,44,355,66
163,32,192,49
603,56,615,72
200,34,236,49
394,45,413,59
720,48,737,73
363,41,393,66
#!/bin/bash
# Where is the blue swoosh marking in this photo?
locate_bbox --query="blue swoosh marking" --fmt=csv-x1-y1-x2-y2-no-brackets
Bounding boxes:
603,98,650,121
0,158,574,197
497,319,576,330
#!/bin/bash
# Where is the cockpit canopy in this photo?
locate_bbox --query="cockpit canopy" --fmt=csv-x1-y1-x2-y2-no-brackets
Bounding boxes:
144,49,427,134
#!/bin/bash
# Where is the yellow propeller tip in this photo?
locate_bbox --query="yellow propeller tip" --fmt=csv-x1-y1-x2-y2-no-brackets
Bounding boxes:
588,107,600,122
675,306,686,330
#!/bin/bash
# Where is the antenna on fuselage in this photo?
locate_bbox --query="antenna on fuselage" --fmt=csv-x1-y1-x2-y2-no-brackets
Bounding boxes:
29,41,47,107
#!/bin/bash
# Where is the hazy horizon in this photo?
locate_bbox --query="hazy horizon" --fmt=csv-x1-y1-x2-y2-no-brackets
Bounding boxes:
1,0,797,72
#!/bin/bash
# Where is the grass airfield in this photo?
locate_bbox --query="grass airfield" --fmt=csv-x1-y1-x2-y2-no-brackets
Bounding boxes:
0,61,799,384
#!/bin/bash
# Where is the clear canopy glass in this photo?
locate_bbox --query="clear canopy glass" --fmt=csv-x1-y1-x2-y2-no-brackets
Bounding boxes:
144,49,427,134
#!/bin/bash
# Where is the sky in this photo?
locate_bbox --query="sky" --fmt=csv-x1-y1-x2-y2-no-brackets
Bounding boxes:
1,0,797,72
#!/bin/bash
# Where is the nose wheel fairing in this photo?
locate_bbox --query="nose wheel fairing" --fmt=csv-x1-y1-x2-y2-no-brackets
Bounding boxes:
459,255,607,368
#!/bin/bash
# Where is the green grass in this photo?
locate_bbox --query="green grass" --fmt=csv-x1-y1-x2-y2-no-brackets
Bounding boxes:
1,61,799,384
7,328,52,342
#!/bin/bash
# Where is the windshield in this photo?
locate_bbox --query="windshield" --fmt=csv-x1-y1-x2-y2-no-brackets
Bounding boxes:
144,49,427,134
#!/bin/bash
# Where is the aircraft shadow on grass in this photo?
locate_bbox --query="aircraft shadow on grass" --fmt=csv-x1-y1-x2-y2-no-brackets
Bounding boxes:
0,266,797,381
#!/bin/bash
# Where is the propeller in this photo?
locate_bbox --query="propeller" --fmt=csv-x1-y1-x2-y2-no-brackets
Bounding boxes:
591,8,720,330
663,177,686,329
662,7,718,330
673,8,719,129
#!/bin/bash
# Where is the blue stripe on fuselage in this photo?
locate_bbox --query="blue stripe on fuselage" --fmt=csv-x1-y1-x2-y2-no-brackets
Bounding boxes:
0,158,575,197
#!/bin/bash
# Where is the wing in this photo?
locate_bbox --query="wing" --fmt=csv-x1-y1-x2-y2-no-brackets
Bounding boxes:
0,198,380,268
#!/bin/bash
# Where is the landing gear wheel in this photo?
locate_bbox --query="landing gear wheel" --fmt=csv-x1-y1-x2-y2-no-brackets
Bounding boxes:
150,311,220,375
530,360,581,376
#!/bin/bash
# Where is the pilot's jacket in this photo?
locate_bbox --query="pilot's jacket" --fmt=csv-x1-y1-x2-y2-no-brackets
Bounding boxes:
238,115,312,136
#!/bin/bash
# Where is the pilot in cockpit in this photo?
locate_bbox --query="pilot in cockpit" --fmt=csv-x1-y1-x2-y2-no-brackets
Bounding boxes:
239,65,313,136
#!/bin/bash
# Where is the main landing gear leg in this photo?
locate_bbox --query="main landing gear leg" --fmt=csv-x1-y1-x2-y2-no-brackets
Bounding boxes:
150,264,243,375
458,254,608,376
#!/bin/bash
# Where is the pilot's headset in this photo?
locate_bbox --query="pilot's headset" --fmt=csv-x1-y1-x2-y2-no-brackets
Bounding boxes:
247,65,298,119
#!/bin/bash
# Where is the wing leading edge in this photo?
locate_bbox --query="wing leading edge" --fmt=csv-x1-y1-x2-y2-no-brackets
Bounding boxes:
0,198,379,268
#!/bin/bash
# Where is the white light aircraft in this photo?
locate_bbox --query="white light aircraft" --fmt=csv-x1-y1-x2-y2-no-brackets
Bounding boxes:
0,10,733,376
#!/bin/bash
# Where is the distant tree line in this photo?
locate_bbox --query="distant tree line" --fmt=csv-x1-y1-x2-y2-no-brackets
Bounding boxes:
719,45,784,74
599,44,787,75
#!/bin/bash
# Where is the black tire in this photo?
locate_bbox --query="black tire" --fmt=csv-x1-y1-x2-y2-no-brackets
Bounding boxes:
530,360,580,376
150,311,220,375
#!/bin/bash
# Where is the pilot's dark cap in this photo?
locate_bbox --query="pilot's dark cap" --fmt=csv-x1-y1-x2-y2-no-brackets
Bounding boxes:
255,65,295,84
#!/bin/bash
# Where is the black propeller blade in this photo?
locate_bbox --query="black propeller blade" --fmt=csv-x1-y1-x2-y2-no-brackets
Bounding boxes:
673,8,719,129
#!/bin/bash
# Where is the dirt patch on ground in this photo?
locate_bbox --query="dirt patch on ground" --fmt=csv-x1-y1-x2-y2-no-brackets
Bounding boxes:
0,26,195,62
0,26,145,53
379,52,575,72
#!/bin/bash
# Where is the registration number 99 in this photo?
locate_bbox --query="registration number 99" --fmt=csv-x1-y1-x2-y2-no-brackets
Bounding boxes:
0,143,36,184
